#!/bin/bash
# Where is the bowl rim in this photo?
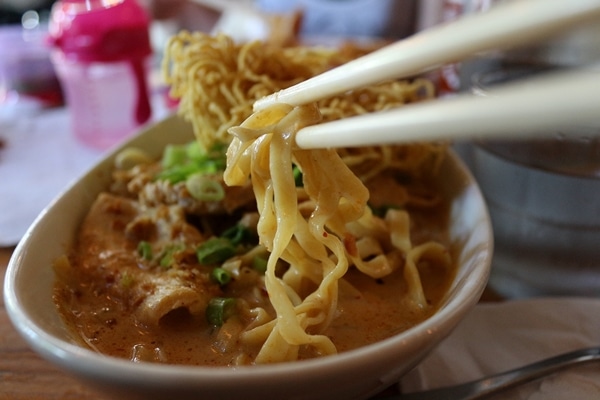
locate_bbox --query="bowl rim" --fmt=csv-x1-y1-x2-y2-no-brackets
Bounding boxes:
4,255,489,380
3,115,492,385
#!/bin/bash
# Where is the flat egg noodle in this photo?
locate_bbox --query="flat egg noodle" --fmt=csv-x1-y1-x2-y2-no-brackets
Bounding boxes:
225,103,452,364
226,103,368,362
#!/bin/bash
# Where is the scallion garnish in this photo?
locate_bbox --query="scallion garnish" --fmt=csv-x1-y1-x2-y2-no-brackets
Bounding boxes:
206,297,236,326
252,255,268,274
162,144,188,169
137,241,153,261
159,244,183,268
221,224,253,246
185,174,225,201
157,141,228,184
197,238,236,265
292,165,303,187
210,267,232,286
114,147,152,170
120,272,134,288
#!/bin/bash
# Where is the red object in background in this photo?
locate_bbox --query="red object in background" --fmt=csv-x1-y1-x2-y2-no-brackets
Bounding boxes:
428,0,493,96
0,25,64,108
26,80,64,107
48,0,152,63
48,0,152,124
47,0,154,149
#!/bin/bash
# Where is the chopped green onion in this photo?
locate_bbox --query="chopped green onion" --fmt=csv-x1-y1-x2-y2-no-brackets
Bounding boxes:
206,142,228,162
137,241,153,261
293,165,303,187
185,174,225,201
159,244,183,268
160,252,175,268
156,163,202,183
120,272,134,288
206,297,236,326
161,144,188,169
221,224,253,246
156,141,228,184
185,141,204,160
115,147,152,170
252,256,268,274
197,238,236,265
211,267,232,285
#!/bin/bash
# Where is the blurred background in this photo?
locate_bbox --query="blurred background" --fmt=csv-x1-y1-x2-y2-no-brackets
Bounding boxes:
0,0,528,115
0,0,466,111
0,0,55,24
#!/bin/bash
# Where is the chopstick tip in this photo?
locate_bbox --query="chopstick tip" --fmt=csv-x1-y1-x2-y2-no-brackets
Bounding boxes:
253,94,276,112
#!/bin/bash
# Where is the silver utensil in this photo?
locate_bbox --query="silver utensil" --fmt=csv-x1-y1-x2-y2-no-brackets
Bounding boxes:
389,347,600,400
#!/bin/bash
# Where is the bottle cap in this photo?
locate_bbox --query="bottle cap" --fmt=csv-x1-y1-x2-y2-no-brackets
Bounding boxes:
48,0,152,63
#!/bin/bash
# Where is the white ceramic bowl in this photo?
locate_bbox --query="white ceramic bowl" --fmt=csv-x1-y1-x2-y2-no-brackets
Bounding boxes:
4,116,492,400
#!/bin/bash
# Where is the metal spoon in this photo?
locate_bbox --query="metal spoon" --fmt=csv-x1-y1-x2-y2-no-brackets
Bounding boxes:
387,347,600,400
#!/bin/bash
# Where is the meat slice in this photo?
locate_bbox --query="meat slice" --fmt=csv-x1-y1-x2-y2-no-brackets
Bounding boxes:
72,192,221,326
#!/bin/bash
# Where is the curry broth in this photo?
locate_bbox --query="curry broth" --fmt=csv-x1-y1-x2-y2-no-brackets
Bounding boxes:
53,197,454,366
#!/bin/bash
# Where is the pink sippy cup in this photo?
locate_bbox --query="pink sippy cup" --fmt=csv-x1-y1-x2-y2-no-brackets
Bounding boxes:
48,0,153,149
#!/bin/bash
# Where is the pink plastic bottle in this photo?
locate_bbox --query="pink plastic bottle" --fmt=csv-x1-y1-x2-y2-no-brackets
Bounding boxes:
48,0,152,149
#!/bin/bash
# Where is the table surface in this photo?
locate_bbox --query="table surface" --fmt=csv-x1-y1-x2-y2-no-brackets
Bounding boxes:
0,246,107,400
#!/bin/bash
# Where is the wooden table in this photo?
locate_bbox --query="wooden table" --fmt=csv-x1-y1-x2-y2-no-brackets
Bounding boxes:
0,246,107,400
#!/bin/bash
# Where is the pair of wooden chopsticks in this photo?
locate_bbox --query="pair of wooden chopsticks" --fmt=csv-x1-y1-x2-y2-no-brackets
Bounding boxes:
253,0,600,149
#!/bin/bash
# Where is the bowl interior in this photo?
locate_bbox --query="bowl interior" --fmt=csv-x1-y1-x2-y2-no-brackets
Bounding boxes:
4,115,492,400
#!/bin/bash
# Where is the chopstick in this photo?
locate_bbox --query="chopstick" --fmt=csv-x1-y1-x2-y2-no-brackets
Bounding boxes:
294,68,600,149
253,0,600,112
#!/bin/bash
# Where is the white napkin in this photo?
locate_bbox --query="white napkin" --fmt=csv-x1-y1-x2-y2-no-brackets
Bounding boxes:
0,105,103,246
0,84,172,247
400,297,600,399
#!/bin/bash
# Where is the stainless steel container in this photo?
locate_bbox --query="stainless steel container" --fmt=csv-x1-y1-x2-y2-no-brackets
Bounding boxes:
465,60,600,298
472,137,600,298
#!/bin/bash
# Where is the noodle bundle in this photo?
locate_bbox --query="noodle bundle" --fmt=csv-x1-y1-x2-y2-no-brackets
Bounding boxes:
163,32,452,363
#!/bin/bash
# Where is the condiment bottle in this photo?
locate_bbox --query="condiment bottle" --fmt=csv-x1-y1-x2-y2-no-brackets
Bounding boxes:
48,0,152,149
